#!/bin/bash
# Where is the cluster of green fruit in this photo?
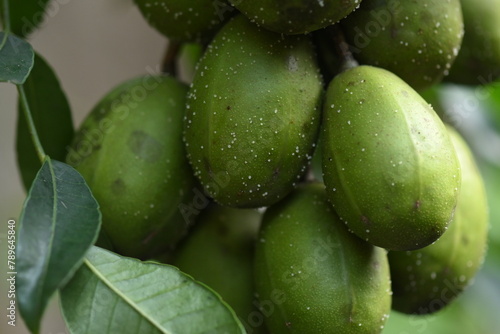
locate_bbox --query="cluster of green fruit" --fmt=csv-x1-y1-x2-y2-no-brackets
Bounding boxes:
66,0,496,332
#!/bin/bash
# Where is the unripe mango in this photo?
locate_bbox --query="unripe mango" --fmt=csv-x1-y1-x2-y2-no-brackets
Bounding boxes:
230,0,362,35
184,15,323,208
134,0,232,42
342,0,464,91
67,76,195,259
254,183,392,334
388,126,489,315
173,205,267,333
322,65,461,251
447,0,500,84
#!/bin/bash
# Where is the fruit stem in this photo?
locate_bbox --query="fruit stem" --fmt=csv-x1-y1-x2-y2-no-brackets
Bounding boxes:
328,25,358,72
162,41,181,76
17,84,47,163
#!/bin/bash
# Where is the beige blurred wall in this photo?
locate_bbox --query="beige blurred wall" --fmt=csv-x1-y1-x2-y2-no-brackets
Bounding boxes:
0,1,167,332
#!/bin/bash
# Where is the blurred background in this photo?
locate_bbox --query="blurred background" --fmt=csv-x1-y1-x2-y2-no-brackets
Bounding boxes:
1,1,499,333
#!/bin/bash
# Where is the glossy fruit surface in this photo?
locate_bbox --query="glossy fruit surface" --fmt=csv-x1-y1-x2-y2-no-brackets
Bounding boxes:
68,76,195,259
230,0,362,35
254,183,391,333
342,0,464,91
389,126,489,314
184,15,323,208
322,65,461,251
134,0,232,42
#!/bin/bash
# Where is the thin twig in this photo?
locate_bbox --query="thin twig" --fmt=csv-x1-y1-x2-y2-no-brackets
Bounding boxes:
17,85,46,163
327,25,359,72
162,41,181,76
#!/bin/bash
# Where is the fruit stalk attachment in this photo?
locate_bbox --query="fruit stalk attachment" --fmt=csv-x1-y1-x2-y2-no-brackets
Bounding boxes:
162,41,180,76
328,25,358,73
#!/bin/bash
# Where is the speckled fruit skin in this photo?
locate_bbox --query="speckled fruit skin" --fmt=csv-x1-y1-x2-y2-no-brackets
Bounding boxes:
231,0,362,35
184,15,323,208
388,126,489,315
173,205,268,334
67,76,195,259
447,0,500,84
134,0,232,42
342,0,464,91
254,183,392,334
322,65,461,251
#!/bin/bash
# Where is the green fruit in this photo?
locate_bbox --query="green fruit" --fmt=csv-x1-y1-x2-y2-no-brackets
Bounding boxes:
133,0,232,42
342,0,464,91
230,0,362,35
388,126,488,315
322,65,461,251
447,0,500,84
67,76,195,259
184,15,323,208
173,205,267,333
254,183,392,334
177,43,204,84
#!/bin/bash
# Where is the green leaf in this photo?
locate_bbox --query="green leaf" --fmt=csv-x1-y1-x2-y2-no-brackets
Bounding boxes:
0,0,51,37
60,246,246,334
484,81,500,130
16,53,74,190
17,158,101,334
0,32,34,84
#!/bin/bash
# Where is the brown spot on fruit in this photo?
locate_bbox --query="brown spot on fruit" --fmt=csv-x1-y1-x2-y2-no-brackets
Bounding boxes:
127,130,163,163
111,178,126,195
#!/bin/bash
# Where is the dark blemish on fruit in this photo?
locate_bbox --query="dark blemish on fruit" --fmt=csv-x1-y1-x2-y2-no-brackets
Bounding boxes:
142,228,160,245
391,27,398,39
273,167,280,179
414,200,421,210
361,215,372,226
226,106,231,110
127,130,163,163
112,178,126,195
204,158,214,176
